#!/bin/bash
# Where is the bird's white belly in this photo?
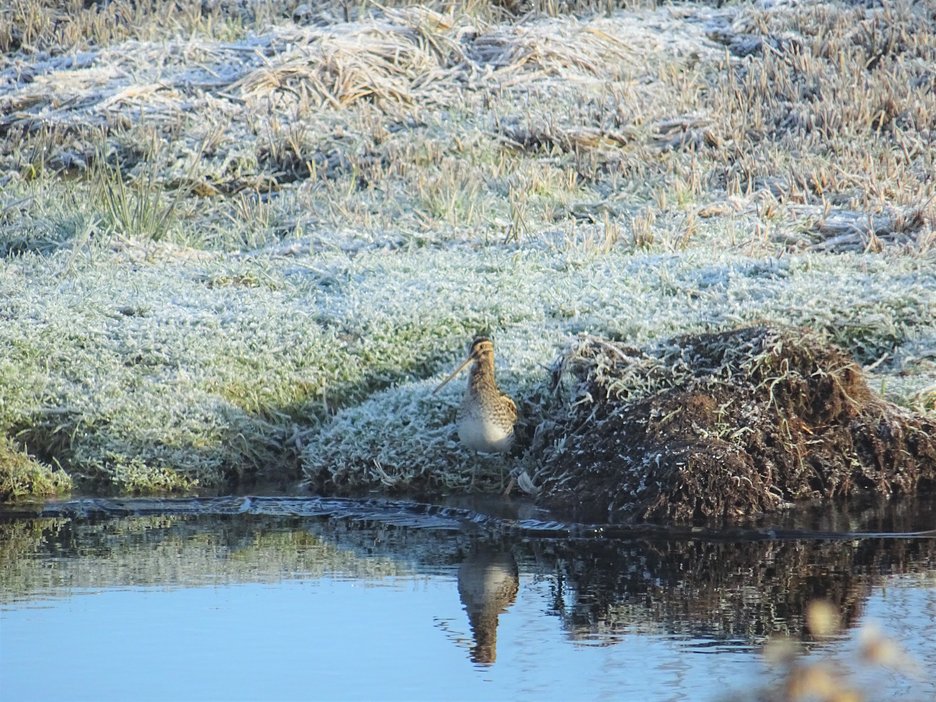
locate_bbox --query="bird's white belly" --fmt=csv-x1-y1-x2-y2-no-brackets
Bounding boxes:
458,414,514,453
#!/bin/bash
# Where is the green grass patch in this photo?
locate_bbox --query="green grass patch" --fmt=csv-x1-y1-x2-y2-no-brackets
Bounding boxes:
0,435,72,501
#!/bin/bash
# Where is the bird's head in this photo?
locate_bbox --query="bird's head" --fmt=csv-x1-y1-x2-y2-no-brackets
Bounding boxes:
434,337,496,393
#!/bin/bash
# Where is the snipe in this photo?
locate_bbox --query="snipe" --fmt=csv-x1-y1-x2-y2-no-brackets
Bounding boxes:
434,337,517,456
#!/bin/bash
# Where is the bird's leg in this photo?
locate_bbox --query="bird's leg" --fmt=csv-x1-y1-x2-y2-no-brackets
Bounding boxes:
502,476,515,497
501,460,517,496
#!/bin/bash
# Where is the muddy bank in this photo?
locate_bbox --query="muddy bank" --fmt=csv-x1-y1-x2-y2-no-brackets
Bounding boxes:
529,327,936,524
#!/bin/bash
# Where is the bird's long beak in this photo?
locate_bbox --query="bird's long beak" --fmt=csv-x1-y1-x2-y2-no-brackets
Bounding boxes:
433,353,474,393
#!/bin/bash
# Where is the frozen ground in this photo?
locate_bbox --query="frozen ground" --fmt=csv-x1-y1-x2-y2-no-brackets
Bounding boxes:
0,0,933,498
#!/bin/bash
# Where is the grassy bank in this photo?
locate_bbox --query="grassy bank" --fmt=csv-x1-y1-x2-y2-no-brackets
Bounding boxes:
1,0,934,499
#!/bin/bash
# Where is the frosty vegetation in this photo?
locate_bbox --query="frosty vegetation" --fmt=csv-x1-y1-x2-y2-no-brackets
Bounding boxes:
0,0,933,500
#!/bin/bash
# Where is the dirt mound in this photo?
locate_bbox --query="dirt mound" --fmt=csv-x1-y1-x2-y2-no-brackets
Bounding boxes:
530,327,936,524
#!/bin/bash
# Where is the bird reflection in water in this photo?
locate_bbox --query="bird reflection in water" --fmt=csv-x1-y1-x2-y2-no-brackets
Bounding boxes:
457,546,519,665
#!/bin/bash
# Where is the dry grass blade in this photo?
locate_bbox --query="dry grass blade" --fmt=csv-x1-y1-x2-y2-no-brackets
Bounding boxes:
234,9,465,110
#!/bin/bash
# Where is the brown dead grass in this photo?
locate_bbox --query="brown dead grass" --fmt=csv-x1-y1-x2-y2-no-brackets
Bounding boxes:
3,1,933,250
233,8,468,111
529,327,936,524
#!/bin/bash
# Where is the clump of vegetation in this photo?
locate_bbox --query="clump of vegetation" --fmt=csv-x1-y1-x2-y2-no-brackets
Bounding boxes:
84,454,196,495
529,327,936,523
0,435,71,501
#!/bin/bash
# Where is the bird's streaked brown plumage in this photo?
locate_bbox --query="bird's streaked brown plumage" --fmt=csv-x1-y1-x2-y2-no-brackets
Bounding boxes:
435,337,517,454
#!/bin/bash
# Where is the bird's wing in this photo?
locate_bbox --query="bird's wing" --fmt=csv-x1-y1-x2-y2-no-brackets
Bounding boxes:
504,395,518,422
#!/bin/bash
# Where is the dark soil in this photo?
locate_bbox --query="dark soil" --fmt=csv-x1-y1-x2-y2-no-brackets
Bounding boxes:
531,327,936,524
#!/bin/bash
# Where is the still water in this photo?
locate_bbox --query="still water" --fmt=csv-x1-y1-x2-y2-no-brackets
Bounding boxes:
1,495,934,701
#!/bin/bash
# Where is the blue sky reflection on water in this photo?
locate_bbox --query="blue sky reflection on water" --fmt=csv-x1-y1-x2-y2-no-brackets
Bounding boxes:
3,572,934,702
3,575,767,702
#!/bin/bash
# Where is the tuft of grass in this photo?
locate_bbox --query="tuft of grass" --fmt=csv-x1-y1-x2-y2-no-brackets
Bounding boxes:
0,435,72,501
92,159,183,244
81,454,196,496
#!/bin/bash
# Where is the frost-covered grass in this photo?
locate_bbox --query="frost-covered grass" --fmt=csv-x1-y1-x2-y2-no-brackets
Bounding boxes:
1,240,932,495
299,246,936,492
1,0,934,498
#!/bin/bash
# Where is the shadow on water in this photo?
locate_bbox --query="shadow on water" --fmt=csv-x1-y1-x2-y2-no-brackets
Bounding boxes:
2,494,934,662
